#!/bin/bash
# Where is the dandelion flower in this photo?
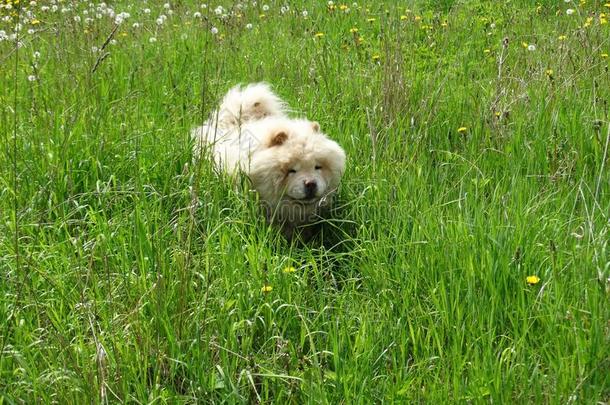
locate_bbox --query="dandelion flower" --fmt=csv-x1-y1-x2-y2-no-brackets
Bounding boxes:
484,49,491,54
372,54,380,61
314,32,325,38
283,266,296,273
400,15,408,20
545,68,553,76
349,27,358,33
31,19,40,25
601,53,609,58
457,127,467,133
558,35,567,40
526,275,540,285
261,285,273,293
367,17,376,22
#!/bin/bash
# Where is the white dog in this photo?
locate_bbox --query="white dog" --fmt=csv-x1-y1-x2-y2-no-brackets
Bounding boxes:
192,83,346,238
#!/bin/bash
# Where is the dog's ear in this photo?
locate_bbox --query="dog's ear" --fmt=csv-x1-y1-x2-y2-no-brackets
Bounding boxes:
311,121,320,132
268,131,288,147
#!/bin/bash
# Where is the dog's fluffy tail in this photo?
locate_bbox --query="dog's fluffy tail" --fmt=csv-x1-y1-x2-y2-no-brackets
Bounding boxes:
215,82,286,128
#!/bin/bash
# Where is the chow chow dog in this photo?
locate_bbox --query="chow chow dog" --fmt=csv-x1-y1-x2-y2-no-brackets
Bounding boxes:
192,83,346,239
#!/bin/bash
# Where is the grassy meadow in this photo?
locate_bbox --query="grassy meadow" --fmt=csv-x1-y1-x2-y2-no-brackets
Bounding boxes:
1,0,609,402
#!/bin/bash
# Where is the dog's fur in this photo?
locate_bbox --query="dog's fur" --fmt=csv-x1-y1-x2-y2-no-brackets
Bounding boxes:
192,83,346,238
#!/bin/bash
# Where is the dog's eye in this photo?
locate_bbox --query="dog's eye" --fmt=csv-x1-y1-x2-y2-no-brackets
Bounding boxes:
315,165,322,170
288,169,297,174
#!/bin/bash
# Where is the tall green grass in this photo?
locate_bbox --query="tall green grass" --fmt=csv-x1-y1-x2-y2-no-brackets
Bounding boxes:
1,0,609,402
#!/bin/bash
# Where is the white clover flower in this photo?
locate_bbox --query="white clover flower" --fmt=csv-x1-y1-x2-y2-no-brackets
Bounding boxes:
211,26,219,34
566,8,575,15
144,8,151,14
246,23,253,29
262,5,269,11
149,37,157,43
527,44,536,51
28,75,37,82
194,11,202,18
302,10,308,17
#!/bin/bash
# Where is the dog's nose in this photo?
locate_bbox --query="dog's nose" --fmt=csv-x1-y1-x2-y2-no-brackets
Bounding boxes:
304,180,317,198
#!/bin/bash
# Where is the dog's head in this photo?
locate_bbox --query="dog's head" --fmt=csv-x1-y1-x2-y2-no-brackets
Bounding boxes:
248,118,346,222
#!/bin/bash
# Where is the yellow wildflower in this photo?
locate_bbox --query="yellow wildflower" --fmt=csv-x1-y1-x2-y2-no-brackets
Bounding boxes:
350,27,359,33
372,54,380,61
400,15,408,20
283,266,296,273
367,17,376,22
414,15,422,22
314,32,325,38
484,49,491,54
558,35,567,41
339,4,348,11
457,127,468,133
526,275,540,285
261,285,273,293
31,19,40,25
545,68,553,76
601,53,609,58
521,42,528,48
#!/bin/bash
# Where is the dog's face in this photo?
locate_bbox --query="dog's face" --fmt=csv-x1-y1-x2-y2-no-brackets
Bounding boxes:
247,119,346,223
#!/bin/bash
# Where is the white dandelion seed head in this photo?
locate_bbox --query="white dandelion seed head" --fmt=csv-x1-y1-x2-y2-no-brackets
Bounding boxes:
143,8,151,14
28,75,37,82
328,1,334,5
110,39,117,45
215,6,223,15
156,17,164,25
149,36,157,43
211,26,219,34
302,10,308,17
91,46,99,52
51,5,58,12
527,44,536,51
280,6,288,14
262,4,269,11
163,3,171,9
246,23,253,29
132,22,140,28
200,4,207,9
566,8,575,15
181,33,187,40
74,15,81,22
167,9,174,15
194,11,202,18
33,51,41,58
27,29,35,35
30,1,37,6
41,6,49,11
